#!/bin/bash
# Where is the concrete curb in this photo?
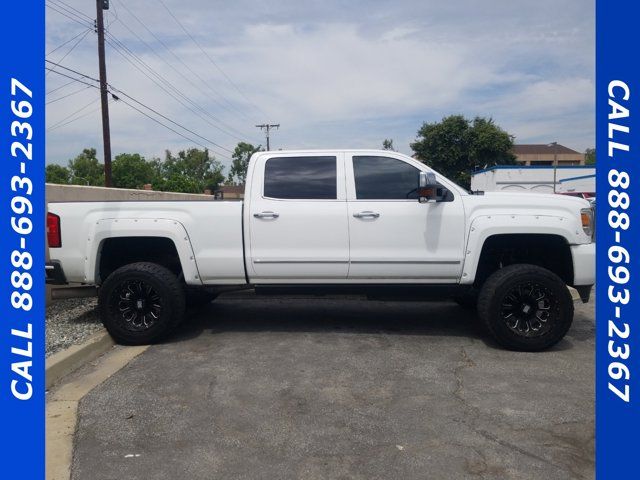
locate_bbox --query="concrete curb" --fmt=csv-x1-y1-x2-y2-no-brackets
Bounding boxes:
47,344,148,480
46,331,114,390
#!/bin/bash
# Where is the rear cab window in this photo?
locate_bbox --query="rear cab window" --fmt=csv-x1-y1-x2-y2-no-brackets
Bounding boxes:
264,156,337,199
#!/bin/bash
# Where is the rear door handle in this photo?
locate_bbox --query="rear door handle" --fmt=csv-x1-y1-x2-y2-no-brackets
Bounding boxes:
254,211,280,219
353,211,380,219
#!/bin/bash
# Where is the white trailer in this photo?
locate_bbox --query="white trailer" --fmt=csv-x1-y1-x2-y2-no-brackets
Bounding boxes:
470,166,595,195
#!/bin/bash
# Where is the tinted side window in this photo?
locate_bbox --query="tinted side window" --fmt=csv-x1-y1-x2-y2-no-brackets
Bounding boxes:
353,156,419,199
264,156,336,199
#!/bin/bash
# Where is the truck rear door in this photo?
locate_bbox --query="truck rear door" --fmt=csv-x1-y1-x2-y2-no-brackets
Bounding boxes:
246,153,349,281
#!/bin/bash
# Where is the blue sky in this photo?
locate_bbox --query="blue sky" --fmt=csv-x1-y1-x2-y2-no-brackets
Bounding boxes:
46,0,595,170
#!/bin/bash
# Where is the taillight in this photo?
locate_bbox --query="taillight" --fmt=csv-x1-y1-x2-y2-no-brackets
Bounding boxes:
47,212,61,248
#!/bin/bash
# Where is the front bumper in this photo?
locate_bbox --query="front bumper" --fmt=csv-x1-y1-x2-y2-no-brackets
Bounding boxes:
46,260,67,285
570,242,595,301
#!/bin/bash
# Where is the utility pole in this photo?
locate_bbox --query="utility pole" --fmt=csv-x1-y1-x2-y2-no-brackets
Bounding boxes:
255,123,279,151
96,0,112,187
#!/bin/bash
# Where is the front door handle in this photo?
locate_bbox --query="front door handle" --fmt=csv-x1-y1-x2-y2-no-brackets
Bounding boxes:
353,211,380,219
254,211,280,219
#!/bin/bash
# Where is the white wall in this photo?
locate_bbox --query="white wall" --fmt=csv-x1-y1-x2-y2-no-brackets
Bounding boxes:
46,183,215,202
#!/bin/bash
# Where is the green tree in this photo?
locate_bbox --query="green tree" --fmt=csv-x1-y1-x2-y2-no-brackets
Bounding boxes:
112,153,156,189
46,164,71,184
227,142,261,185
155,148,225,193
382,139,395,151
68,148,104,186
411,115,516,188
585,148,596,165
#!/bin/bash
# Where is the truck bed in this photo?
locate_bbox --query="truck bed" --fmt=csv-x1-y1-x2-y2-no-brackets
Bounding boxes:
47,201,246,285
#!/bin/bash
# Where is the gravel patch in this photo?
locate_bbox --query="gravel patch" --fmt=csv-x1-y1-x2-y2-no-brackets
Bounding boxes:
46,297,103,357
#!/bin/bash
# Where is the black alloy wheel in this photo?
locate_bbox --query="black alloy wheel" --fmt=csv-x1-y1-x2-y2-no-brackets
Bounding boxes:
500,282,556,338
109,279,163,332
98,262,185,345
478,264,573,351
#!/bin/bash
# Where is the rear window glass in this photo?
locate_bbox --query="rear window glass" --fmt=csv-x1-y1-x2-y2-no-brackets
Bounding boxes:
264,156,337,199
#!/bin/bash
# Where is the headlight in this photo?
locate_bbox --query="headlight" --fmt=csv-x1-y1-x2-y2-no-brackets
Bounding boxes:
581,208,594,237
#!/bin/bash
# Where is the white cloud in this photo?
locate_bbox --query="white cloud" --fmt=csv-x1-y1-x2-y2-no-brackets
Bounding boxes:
232,23,497,120
45,0,595,167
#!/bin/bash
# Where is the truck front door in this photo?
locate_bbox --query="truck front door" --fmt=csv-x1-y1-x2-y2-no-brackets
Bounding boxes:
247,153,349,281
346,154,465,282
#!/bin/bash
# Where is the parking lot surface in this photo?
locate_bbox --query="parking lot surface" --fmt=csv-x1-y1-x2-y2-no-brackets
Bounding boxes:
72,293,594,480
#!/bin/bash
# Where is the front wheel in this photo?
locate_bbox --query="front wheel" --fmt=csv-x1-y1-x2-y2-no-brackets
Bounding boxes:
477,264,573,351
98,262,185,345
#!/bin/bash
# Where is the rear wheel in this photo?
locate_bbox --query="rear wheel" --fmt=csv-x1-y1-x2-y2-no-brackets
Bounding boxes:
98,262,185,345
477,264,573,351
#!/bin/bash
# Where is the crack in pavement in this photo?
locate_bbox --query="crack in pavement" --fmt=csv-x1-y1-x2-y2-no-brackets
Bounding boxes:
449,345,579,477
453,346,476,403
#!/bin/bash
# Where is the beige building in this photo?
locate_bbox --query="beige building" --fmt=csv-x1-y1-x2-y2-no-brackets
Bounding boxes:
513,144,585,166
215,185,245,200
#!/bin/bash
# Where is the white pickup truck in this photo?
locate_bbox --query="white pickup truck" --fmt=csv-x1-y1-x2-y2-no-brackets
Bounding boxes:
46,150,595,351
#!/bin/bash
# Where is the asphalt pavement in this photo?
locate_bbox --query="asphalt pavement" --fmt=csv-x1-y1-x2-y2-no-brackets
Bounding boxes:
71,292,595,480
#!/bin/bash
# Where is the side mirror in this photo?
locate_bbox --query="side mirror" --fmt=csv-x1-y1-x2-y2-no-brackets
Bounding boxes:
418,172,439,203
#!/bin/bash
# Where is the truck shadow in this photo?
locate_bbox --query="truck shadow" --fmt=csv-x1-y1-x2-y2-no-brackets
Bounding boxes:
166,292,581,352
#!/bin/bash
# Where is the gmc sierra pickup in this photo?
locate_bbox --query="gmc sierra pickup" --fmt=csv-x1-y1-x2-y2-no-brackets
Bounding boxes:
46,150,595,351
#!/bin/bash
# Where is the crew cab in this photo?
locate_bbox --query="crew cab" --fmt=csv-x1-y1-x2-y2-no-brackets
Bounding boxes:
46,150,595,351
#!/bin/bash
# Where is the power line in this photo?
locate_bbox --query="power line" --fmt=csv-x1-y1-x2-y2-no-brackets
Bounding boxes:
105,0,119,28
105,32,246,141
48,97,102,131
49,105,102,131
45,63,233,159
156,0,269,120
104,33,246,145
47,0,263,138
47,79,76,96
115,96,233,160
114,96,226,158
107,10,260,143
46,84,92,105
50,0,93,21
45,66,100,88
45,2,92,27
113,0,259,127
47,28,91,56
46,28,91,77
109,85,233,155
45,60,100,84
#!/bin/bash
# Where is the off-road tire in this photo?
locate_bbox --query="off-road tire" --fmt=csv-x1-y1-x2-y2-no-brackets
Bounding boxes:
477,264,573,351
98,262,185,345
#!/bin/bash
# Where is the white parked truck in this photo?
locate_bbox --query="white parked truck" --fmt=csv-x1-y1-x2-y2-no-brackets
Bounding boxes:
46,150,595,351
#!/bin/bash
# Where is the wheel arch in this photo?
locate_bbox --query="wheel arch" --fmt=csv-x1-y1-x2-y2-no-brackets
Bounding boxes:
461,214,579,286
87,218,201,285
465,232,574,289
